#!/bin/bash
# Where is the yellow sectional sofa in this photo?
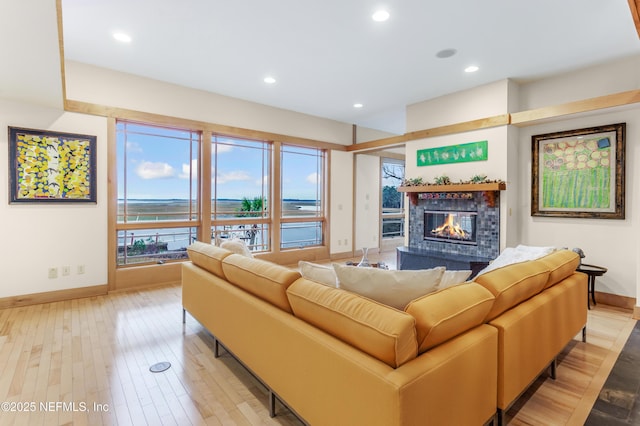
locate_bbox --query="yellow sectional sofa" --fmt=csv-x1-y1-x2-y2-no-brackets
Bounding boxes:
181,243,586,425
473,249,587,425
182,242,498,425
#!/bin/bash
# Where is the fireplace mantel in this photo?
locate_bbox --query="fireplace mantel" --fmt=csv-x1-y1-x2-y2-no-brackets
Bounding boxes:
398,182,506,207
397,182,506,193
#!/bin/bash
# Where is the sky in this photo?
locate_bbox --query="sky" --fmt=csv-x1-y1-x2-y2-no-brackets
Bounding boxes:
117,123,321,200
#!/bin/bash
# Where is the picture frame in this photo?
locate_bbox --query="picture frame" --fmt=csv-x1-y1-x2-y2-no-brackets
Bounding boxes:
8,127,97,203
531,123,625,219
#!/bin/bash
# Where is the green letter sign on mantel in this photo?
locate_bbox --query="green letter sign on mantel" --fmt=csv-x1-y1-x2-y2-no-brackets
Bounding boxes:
417,140,488,167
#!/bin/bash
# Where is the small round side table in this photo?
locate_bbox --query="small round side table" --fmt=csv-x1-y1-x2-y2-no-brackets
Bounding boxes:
576,263,607,309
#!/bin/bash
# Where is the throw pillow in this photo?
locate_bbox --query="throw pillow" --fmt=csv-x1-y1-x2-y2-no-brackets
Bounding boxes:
298,261,338,287
476,245,556,276
333,263,445,310
439,270,472,289
220,238,253,258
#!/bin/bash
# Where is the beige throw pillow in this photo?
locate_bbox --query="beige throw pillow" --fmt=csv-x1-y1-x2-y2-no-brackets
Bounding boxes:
438,270,472,289
333,264,445,310
298,261,338,287
220,238,253,257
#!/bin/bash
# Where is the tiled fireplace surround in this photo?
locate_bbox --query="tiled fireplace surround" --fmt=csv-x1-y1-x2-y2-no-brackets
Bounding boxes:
403,191,500,267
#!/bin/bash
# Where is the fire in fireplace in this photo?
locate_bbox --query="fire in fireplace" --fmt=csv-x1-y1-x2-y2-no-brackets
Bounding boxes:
424,210,477,245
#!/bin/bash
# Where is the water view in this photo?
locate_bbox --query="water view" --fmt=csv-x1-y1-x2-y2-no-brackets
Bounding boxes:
117,199,322,265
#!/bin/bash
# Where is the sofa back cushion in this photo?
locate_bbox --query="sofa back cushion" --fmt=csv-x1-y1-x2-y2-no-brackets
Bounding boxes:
187,242,232,279
473,261,550,321
286,278,418,368
222,254,301,313
405,283,495,353
536,250,580,289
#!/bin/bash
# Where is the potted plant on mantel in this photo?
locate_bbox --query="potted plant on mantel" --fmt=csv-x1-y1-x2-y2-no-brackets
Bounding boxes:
398,174,507,206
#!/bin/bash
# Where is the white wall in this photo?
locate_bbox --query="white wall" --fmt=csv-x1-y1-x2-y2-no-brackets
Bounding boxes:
517,110,639,299
65,61,355,146
516,55,640,301
406,79,510,131
0,99,108,297
404,126,511,250
518,55,640,111
354,154,381,252
330,150,354,253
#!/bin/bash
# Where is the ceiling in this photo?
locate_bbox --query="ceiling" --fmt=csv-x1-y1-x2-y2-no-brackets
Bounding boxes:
17,2,640,134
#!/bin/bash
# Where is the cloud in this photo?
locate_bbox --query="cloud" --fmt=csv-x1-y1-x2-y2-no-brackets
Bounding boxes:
179,159,198,179
136,161,175,179
126,141,143,153
256,175,269,186
306,172,320,184
216,170,251,184
215,144,233,154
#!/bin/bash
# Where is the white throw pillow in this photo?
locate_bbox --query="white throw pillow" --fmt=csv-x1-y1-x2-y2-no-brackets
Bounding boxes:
333,264,445,310
298,261,338,287
515,244,556,258
220,238,253,258
439,270,472,289
476,245,556,276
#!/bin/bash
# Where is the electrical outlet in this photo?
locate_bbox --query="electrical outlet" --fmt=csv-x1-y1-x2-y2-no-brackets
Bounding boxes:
62,266,70,276
48,268,58,279
77,264,85,275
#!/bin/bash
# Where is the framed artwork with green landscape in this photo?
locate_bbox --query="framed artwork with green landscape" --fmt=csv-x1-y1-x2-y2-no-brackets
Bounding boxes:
8,127,97,203
531,123,625,219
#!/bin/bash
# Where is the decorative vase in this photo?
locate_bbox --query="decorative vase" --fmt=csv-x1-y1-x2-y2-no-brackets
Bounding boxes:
357,247,370,267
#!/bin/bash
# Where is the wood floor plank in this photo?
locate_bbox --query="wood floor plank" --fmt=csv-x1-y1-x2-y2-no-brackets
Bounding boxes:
0,251,636,425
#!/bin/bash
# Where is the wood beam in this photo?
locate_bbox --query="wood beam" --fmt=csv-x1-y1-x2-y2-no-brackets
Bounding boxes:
346,114,510,152
64,99,348,151
511,89,640,127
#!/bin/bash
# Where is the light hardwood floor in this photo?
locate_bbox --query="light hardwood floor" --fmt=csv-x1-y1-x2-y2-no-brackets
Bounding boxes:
0,253,636,425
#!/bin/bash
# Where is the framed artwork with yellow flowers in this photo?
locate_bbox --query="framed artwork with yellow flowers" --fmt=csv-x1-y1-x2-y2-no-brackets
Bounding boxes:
531,123,625,219
8,127,97,203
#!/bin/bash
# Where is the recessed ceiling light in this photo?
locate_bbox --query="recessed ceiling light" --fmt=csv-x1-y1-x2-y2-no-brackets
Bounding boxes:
436,48,457,59
465,65,479,73
372,10,390,22
113,32,132,43
353,103,364,108
263,76,276,84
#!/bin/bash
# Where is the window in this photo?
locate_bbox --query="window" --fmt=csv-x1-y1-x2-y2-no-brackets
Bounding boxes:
280,145,325,249
381,158,405,238
114,120,328,266
116,121,200,265
211,135,271,252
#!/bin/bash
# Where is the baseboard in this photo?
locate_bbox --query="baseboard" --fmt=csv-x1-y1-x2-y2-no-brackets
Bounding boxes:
633,306,640,320
330,250,355,260
595,291,636,311
0,284,108,309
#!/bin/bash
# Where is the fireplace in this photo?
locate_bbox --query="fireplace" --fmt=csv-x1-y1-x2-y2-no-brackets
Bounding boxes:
424,210,477,245
402,191,500,266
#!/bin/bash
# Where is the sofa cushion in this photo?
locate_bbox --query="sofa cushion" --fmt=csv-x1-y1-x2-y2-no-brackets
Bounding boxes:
286,278,418,368
333,263,444,310
222,254,301,313
536,249,580,289
405,283,495,353
187,241,232,279
298,261,338,287
473,261,550,321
